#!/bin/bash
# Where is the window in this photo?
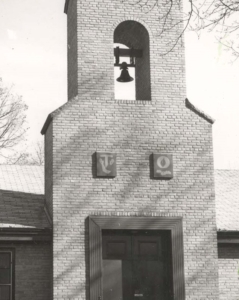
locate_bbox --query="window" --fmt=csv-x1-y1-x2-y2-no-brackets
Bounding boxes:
89,216,185,300
0,250,14,300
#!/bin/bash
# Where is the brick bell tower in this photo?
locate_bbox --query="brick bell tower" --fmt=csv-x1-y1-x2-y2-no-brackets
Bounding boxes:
42,0,219,299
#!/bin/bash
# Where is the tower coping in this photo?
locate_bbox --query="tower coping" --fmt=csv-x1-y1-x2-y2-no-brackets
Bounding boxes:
64,0,70,14
185,98,215,124
41,97,214,136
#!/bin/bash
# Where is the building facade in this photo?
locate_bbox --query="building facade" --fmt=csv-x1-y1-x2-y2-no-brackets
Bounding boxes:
1,1,239,300
42,0,218,299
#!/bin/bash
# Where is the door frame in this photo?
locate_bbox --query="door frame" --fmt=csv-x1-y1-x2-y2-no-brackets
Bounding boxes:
88,216,185,300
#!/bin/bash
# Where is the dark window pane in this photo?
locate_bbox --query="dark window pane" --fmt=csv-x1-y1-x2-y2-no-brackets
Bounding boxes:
103,260,133,300
0,285,10,300
133,236,162,259
0,270,10,284
103,235,131,259
103,260,123,300
107,242,126,256
0,254,10,269
139,242,158,256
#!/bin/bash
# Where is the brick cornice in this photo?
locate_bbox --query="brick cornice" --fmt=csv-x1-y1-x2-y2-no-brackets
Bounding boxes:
185,98,215,124
41,96,78,135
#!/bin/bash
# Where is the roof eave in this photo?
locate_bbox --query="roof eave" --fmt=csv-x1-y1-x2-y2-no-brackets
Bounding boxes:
217,230,239,243
0,227,52,242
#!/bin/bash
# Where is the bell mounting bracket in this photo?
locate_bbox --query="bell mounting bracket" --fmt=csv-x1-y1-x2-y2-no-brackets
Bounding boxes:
114,47,143,67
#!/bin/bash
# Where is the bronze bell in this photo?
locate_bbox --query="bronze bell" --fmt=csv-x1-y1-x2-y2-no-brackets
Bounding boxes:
117,62,134,82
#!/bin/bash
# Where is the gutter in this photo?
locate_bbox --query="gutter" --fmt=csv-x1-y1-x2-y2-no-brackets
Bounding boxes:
0,228,52,242
217,231,239,244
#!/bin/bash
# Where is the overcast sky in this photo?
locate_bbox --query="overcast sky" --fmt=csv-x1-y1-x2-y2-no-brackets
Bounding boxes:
0,0,238,169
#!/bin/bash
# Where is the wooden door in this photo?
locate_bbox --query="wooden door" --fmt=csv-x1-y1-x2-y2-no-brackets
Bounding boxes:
102,230,173,300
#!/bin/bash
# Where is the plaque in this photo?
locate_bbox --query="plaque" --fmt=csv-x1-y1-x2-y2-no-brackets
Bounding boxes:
96,152,116,177
153,153,173,179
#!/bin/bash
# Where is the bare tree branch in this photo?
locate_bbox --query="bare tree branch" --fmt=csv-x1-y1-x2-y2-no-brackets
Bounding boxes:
126,0,239,56
0,80,28,157
6,141,44,166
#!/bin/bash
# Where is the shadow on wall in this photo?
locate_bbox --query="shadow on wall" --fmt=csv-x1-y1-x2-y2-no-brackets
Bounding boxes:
50,93,216,299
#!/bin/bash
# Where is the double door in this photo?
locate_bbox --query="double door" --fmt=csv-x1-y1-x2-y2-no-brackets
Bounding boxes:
102,230,173,300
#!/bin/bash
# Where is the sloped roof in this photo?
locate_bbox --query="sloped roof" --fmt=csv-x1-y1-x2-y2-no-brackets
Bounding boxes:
215,169,239,231
0,165,44,194
0,191,49,229
0,165,50,229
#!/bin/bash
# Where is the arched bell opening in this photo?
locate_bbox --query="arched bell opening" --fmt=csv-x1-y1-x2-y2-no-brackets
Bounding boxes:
114,21,151,101
114,43,136,100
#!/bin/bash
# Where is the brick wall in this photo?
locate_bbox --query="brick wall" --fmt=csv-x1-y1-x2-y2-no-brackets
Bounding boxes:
44,0,219,299
47,96,219,299
66,0,186,101
45,122,53,218
67,0,78,100
218,244,239,300
0,242,52,300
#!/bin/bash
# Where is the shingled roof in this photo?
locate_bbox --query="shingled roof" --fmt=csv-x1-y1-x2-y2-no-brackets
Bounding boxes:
215,169,239,231
0,165,44,194
0,165,50,229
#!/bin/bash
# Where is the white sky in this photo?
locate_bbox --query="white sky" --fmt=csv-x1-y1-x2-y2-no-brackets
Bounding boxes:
0,0,238,169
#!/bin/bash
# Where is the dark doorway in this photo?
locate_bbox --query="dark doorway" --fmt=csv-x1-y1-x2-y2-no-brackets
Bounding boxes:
102,230,173,300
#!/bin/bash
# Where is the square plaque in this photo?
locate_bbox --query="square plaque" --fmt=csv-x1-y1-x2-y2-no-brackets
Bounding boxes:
96,152,116,177
153,153,173,179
